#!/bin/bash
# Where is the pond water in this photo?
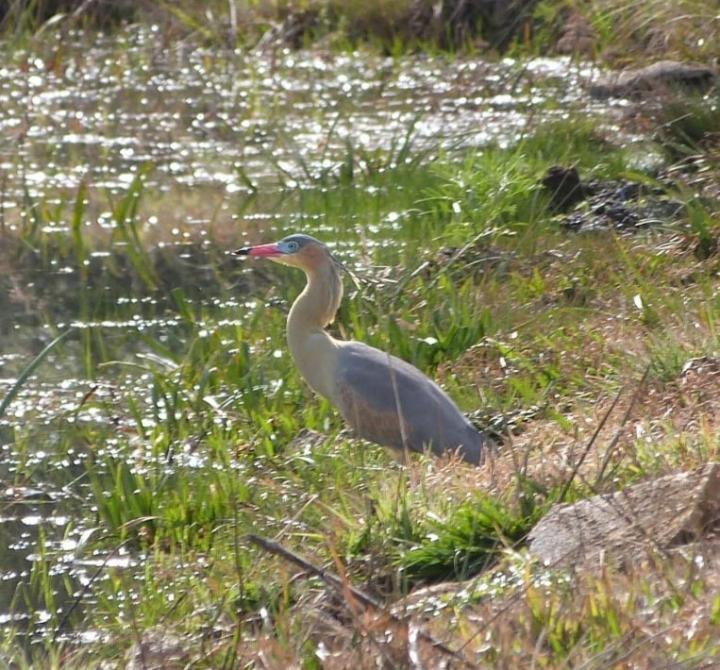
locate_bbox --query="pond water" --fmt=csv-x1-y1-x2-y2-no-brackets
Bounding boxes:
0,26,625,642
1,28,608,199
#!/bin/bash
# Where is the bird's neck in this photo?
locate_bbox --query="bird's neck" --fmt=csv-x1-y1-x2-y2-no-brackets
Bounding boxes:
286,260,343,399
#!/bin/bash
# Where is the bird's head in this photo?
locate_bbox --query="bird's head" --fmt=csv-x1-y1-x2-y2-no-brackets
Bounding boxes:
233,234,334,272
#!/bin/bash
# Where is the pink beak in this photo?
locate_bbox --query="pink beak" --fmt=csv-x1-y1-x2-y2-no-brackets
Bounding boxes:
233,243,282,258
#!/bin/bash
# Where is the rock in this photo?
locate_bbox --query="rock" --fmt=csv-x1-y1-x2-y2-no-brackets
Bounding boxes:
528,463,720,567
589,60,717,99
541,165,586,212
126,628,192,669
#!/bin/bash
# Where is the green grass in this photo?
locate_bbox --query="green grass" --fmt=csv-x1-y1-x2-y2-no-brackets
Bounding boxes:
1,4,719,662
3,97,720,667
396,488,548,582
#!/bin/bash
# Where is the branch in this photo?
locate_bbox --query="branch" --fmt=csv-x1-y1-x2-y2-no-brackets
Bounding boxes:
246,533,477,668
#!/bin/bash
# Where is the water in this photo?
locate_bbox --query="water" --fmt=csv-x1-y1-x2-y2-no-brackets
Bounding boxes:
0,25,624,642
1,29,615,203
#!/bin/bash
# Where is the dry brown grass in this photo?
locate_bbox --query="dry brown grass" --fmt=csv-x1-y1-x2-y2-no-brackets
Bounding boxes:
589,0,720,64
218,341,720,666
192,532,720,668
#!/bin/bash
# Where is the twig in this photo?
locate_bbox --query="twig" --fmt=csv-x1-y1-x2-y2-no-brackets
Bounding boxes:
54,537,131,642
594,364,650,486
246,534,477,668
558,380,625,503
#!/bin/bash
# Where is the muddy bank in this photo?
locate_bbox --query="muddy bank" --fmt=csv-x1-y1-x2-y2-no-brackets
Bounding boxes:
2,0,718,66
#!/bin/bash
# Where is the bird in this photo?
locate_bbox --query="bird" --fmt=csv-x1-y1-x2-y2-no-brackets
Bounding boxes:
233,234,486,465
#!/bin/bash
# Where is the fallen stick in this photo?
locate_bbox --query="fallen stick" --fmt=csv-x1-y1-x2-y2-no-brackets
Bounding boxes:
246,533,477,668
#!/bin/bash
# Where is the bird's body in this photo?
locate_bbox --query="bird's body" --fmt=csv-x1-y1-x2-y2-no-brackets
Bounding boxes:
334,341,484,461
234,234,485,465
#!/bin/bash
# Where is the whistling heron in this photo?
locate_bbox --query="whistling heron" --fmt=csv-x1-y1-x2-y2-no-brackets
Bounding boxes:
234,234,485,465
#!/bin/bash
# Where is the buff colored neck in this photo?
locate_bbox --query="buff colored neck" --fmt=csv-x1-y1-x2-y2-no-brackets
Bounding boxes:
286,259,343,400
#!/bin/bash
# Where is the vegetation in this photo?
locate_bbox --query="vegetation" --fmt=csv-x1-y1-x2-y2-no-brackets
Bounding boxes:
1,1,720,668
1,0,719,61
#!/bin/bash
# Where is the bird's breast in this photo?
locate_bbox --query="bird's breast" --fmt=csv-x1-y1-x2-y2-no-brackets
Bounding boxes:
287,330,340,401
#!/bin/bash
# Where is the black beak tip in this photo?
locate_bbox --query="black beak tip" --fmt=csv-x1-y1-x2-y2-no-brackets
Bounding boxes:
232,247,251,256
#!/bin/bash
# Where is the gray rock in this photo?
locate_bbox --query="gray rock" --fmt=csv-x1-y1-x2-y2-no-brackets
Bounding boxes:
589,60,716,99
126,628,192,669
528,463,720,566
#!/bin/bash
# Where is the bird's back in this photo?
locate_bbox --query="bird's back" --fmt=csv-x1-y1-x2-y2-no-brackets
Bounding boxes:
332,341,485,464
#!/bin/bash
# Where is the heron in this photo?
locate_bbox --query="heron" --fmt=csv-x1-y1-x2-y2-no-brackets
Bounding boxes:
234,234,486,465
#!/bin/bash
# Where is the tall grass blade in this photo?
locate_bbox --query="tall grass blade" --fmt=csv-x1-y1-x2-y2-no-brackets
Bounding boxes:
71,178,88,277
110,163,158,288
0,329,73,420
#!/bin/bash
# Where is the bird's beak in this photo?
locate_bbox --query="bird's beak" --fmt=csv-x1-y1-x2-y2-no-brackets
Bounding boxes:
233,243,282,258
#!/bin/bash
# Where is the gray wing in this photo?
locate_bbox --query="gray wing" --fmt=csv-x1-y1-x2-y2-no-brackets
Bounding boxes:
333,342,484,464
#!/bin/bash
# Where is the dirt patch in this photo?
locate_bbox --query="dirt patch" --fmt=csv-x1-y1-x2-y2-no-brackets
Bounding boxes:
438,346,720,502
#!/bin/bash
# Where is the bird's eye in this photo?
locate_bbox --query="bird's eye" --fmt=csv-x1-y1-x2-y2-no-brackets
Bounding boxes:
286,241,299,252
